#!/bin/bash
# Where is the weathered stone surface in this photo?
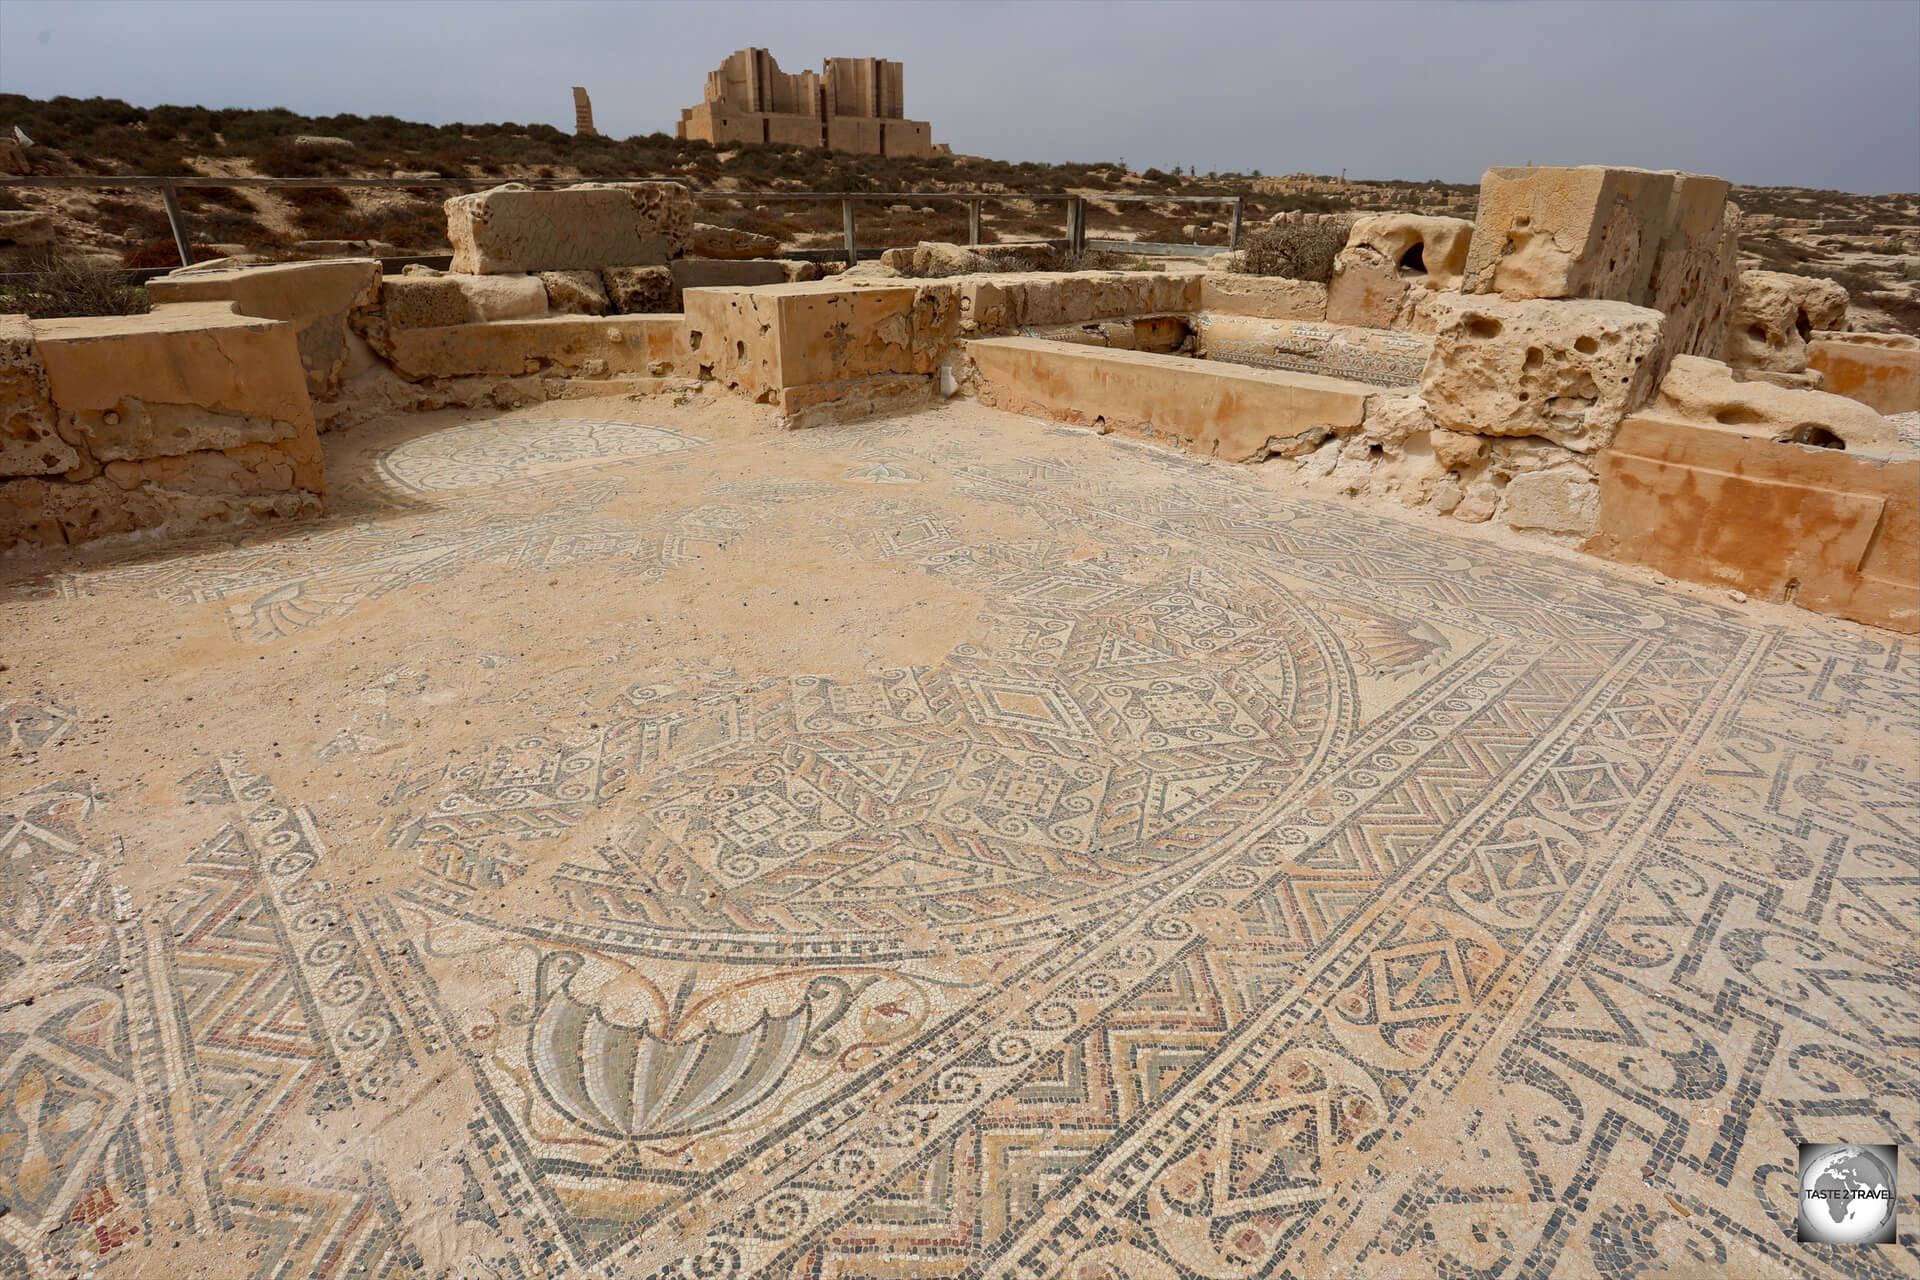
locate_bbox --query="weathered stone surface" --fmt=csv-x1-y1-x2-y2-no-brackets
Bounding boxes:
2,301,323,549
1358,394,1434,455
1725,270,1850,372
691,223,781,260
1808,330,1920,415
445,182,693,274
603,266,677,314
381,273,548,328
1652,353,1898,452
968,337,1370,463
146,259,382,399
0,210,54,246
1462,166,1736,358
1198,274,1327,320
540,270,611,316
1197,315,1432,388
879,242,1060,278
380,315,687,382
1420,294,1668,451
1429,427,1484,471
0,314,77,477
1501,466,1599,535
1594,412,1918,630
292,134,355,152
1327,215,1474,328
381,275,472,330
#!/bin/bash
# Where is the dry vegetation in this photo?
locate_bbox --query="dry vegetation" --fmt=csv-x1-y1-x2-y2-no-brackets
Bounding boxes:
2,94,1915,332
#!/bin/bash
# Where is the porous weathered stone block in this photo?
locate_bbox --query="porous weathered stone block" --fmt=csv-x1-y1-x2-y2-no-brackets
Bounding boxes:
1725,270,1850,373
1653,354,1897,452
445,182,693,274
380,273,548,328
541,270,611,316
1327,215,1474,329
1,314,77,477
1462,166,1737,358
1419,295,1668,451
603,266,678,314
691,223,780,260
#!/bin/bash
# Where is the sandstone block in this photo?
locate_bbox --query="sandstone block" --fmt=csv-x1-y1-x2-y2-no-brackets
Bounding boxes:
146,259,381,399
541,270,611,316
1327,215,1473,329
1429,427,1484,471
1501,466,1599,535
381,273,547,327
1808,331,1920,415
1463,166,1736,358
1,315,77,477
382,275,472,329
604,266,677,314
1725,271,1851,372
691,223,780,260
1420,295,1668,452
445,182,693,274
1653,354,1897,452
1199,274,1327,320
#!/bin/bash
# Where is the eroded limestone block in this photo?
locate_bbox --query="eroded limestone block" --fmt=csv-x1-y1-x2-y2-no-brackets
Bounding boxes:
691,223,780,260
1430,427,1484,471
381,273,548,328
604,266,677,315
1199,274,1327,321
541,270,611,316
2,302,324,550
382,276,472,330
146,259,382,399
1725,271,1851,373
1419,295,1668,451
445,182,693,274
1,315,78,478
1808,331,1920,415
1501,466,1599,535
1327,215,1474,329
1463,166,1736,358
1653,354,1897,452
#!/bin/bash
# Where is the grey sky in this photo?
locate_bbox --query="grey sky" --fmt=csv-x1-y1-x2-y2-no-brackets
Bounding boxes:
3,0,1916,192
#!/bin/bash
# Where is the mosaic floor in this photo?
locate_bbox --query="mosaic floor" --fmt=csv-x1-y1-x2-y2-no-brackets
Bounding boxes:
1,398,1915,1279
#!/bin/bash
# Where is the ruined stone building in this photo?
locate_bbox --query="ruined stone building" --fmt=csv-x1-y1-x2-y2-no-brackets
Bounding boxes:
675,46,939,156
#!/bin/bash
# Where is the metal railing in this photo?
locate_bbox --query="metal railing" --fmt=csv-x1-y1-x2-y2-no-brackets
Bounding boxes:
0,174,1247,266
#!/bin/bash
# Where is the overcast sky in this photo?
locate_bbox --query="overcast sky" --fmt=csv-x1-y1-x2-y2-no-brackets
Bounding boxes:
3,0,1916,192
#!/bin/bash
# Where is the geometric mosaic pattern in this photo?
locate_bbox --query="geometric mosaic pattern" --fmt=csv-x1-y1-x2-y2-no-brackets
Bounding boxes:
2,405,1914,1277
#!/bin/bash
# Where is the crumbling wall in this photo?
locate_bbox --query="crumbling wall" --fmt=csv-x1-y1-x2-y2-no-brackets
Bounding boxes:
1,304,324,551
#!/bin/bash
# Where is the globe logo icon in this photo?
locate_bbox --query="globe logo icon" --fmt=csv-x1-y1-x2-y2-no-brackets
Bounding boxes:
1798,1143,1898,1244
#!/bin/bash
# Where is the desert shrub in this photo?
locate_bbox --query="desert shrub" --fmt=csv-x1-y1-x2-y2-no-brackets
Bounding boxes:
92,195,175,240
254,143,348,178
0,251,149,316
1234,219,1351,282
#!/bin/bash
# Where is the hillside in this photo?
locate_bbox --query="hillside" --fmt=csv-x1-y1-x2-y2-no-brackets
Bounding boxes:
2,94,1916,333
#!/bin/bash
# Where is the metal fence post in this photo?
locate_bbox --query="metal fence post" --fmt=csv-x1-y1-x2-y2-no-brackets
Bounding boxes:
161,181,193,267
1230,196,1244,250
842,197,857,263
968,198,981,248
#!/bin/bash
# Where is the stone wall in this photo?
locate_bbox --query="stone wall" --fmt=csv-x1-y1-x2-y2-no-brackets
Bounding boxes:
1,304,323,551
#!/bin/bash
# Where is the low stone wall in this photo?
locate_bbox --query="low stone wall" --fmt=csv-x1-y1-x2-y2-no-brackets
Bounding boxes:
1591,414,1918,632
968,336,1371,462
1,303,323,551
